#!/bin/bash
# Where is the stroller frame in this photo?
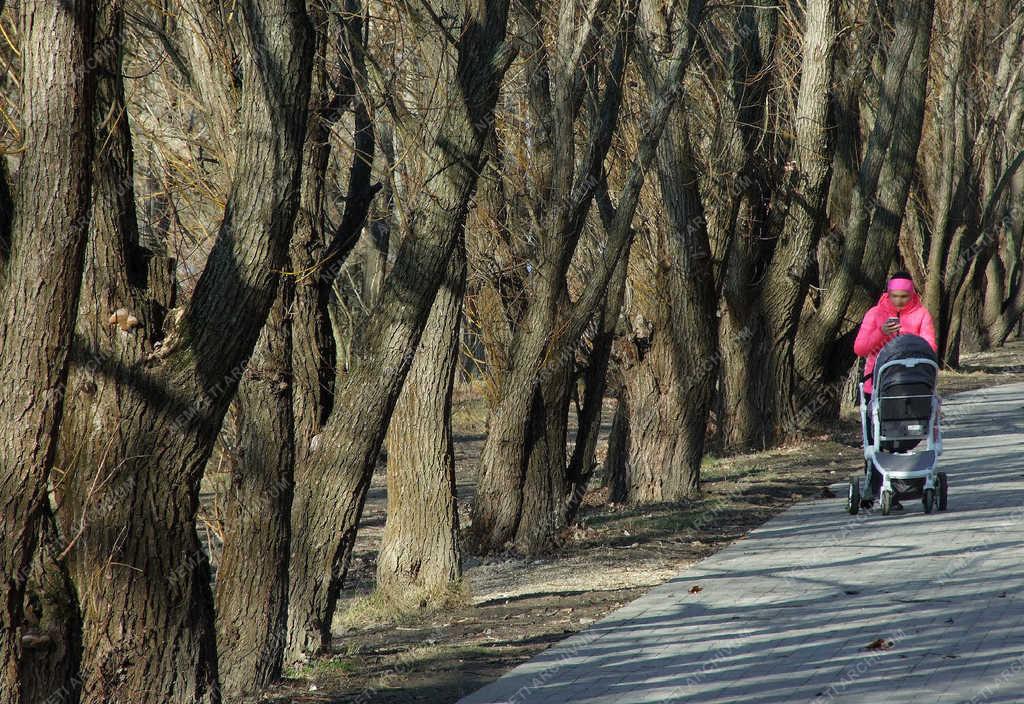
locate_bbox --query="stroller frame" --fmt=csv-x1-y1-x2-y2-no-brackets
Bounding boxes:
850,356,947,515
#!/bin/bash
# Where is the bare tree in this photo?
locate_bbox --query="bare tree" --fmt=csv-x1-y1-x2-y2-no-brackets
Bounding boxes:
284,0,515,663
212,1,376,693
712,2,779,451
759,0,840,431
49,0,313,699
470,0,707,554
796,0,935,387
469,0,641,553
603,0,721,502
214,285,295,698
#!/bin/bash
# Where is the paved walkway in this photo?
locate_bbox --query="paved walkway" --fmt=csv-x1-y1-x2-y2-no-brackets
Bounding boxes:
458,383,1024,704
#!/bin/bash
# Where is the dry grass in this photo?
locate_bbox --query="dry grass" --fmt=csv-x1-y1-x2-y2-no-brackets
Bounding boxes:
335,581,472,631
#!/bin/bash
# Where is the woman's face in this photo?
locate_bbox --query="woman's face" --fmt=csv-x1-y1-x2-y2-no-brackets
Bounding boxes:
889,289,911,308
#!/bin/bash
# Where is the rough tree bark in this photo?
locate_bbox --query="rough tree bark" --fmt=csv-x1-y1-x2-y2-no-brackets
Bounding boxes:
0,1,94,701
214,284,294,699
565,238,628,523
376,243,467,602
285,0,515,664
616,113,719,501
19,508,82,704
796,0,935,387
712,3,776,451
760,0,839,434
470,0,638,554
603,392,631,503
920,1,973,357
986,152,1024,345
606,0,720,503
213,5,352,692
471,0,707,554
49,1,313,701
908,4,1024,361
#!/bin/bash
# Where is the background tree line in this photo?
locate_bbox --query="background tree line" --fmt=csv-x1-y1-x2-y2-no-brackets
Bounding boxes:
0,0,1021,701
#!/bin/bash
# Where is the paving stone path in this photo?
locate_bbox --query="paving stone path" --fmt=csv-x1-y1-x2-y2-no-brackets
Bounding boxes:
458,383,1024,704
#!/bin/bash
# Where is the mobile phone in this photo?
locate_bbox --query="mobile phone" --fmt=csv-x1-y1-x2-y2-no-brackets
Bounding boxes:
886,316,899,330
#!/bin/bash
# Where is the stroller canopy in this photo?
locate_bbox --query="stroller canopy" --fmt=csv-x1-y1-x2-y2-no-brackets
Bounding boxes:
873,334,937,394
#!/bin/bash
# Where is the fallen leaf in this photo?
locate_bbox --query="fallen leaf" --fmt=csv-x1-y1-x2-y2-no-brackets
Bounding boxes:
689,585,703,594
865,638,894,651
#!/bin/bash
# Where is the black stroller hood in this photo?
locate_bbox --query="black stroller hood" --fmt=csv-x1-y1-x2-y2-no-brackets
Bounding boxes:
873,334,937,393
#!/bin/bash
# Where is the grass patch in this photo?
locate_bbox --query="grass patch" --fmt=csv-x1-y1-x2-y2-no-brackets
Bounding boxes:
335,580,472,631
285,654,361,683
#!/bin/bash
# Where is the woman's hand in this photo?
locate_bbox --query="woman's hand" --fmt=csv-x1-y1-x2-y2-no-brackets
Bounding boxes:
881,318,900,336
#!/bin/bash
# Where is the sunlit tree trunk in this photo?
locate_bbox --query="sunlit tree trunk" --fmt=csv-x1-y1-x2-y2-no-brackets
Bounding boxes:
285,0,514,662
50,2,313,700
0,1,94,700
377,244,466,601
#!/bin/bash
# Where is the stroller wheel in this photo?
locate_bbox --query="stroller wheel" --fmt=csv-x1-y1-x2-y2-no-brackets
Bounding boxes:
881,490,893,516
937,472,948,511
847,477,860,515
922,488,935,514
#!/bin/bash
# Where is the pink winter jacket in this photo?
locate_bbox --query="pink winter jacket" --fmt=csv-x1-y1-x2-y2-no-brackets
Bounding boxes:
854,291,937,394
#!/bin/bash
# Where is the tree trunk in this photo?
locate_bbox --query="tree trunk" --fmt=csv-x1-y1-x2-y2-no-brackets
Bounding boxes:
20,507,82,704
50,2,313,701
515,357,574,551
377,244,466,602
981,254,1006,350
796,0,935,387
717,309,770,450
290,10,341,468
618,338,698,502
993,160,1024,346
989,266,1024,347
214,284,294,699
470,284,574,555
603,397,630,503
711,3,775,452
761,0,839,433
922,3,971,354
468,0,639,554
0,1,94,700
565,250,628,524
214,9,352,691
613,90,719,502
285,1,514,663
644,72,720,500
471,0,707,553
955,267,986,354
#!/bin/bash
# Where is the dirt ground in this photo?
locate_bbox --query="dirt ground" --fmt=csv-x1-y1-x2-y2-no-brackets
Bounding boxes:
248,340,1024,704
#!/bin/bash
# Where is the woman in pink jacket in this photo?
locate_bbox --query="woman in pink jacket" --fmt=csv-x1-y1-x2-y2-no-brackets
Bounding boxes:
854,271,937,393
853,271,937,508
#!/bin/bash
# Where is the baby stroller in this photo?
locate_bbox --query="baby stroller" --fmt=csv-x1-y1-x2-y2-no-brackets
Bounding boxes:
847,334,947,516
